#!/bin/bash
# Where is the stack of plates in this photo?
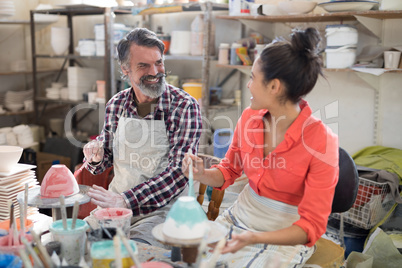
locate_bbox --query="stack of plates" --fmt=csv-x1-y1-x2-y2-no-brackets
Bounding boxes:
0,0,15,18
4,89,33,112
0,164,39,221
68,67,101,101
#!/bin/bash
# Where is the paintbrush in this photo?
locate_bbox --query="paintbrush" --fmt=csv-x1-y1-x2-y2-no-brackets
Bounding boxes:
8,200,13,246
188,156,195,197
208,237,226,268
71,200,79,229
116,227,142,268
31,229,53,268
18,248,33,268
20,205,25,236
113,235,123,268
24,183,28,229
21,236,43,268
59,195,68,230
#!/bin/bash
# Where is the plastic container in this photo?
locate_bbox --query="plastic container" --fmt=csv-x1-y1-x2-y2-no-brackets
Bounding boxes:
229,0,251,16
326,24,358,47
254,44,266,62
182,83,202,103
91,240,137,268
230,43,243,65
0,233,33,255
325,46,357,68
0,218,33,232
49,219,88,266
218,43,230,65
93,208,133,237
213,128,234,159
191,15,204,56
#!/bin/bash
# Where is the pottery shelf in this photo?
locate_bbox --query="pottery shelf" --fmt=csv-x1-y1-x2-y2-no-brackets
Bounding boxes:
0,68,61,76
216,10,402,23
0,110,35,117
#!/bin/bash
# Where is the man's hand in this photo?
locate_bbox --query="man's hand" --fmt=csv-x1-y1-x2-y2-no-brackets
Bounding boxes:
83,140,104,163
88,185,128,208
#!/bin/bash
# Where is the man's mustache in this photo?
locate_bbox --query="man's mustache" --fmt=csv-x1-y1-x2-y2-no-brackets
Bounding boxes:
140,73,166,82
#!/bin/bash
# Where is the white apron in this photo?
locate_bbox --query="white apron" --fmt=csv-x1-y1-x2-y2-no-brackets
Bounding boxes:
211,184,315,268
88,110,187,248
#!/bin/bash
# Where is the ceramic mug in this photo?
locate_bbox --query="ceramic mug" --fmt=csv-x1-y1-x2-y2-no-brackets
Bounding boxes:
384,51,401,69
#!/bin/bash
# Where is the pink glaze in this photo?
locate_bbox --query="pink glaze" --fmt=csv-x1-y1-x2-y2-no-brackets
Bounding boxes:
40,164,79,198
93,208,132,219
0,233,33,255
131,262,173,268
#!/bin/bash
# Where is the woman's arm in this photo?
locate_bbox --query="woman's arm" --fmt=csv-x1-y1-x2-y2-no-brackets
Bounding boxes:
222,225,308,254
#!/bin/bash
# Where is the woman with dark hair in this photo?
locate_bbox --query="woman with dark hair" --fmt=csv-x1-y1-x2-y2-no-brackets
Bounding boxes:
184,27,339,267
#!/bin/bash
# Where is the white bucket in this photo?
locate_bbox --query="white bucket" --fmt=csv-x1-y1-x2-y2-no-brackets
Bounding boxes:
325,46,357,69
325,24,358,47
170,31,191,55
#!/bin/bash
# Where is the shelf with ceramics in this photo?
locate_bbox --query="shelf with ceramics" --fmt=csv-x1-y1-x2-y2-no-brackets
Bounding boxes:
0,68,61,76
216,10,402,23
216,64,402,76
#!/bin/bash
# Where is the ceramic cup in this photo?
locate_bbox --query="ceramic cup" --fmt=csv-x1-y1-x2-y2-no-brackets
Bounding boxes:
384,51,401,69
49,219,88,266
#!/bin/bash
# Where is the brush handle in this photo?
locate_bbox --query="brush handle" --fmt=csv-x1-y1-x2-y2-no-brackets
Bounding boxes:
188,157,195,197
59,195,68,230
116,228,142,268
71,201,79,229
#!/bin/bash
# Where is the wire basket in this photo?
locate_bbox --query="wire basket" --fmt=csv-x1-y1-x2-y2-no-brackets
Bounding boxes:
331,177,396,229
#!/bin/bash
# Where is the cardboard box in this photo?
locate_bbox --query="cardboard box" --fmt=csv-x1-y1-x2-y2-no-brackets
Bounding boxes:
36,152,71,184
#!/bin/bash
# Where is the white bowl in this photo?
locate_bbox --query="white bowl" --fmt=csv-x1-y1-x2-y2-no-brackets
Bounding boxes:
0,145,23,172
278,1,317,15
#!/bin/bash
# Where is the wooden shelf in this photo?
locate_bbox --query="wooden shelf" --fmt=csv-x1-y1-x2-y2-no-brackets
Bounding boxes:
216,65,402,75
0,110,34,117
34,54,104,60
216,10,402,23
0,69,61,76
35,97,85,105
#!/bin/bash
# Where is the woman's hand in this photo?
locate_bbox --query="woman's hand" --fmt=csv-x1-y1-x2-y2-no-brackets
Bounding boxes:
182,153,205,179
221,231,254,254
83,140,104,163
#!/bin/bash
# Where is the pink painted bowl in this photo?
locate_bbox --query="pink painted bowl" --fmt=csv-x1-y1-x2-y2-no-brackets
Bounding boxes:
40,164,79,198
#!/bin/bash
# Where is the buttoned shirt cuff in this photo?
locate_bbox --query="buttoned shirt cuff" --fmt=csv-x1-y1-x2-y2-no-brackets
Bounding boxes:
121,193,130,209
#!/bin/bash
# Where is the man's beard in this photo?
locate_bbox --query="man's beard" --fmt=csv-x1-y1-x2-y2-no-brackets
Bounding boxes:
134,73,166,98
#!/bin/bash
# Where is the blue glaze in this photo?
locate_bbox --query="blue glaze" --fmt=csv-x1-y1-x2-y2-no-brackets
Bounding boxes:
91,240,137,259
166,196,207,228
50,219,88,234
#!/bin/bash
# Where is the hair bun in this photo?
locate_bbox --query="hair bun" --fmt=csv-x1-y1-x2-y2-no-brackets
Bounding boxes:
291,27,321,59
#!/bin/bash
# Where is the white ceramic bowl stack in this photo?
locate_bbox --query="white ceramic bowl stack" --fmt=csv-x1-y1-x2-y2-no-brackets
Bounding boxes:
13,125,34,148
278,1,317,15
0,0,15,19
325,24,358,68
4,89,34,112
51,27,70,56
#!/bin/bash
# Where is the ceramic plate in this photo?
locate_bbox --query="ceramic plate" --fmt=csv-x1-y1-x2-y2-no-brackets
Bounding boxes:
318,0,379,12
0,171,34,184
0,164,36,177
152,221,228,247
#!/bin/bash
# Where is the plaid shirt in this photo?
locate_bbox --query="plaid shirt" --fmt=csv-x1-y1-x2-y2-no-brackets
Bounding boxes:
87,84,202,216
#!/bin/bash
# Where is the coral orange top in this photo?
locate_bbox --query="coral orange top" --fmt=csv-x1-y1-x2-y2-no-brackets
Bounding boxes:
215,100,339,246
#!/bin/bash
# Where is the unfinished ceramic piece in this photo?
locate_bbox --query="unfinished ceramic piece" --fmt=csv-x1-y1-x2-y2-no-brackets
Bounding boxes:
162,196,208,240
40,164,79,198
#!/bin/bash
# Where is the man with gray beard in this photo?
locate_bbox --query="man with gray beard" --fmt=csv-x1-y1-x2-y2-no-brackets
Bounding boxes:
83,28,202,247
